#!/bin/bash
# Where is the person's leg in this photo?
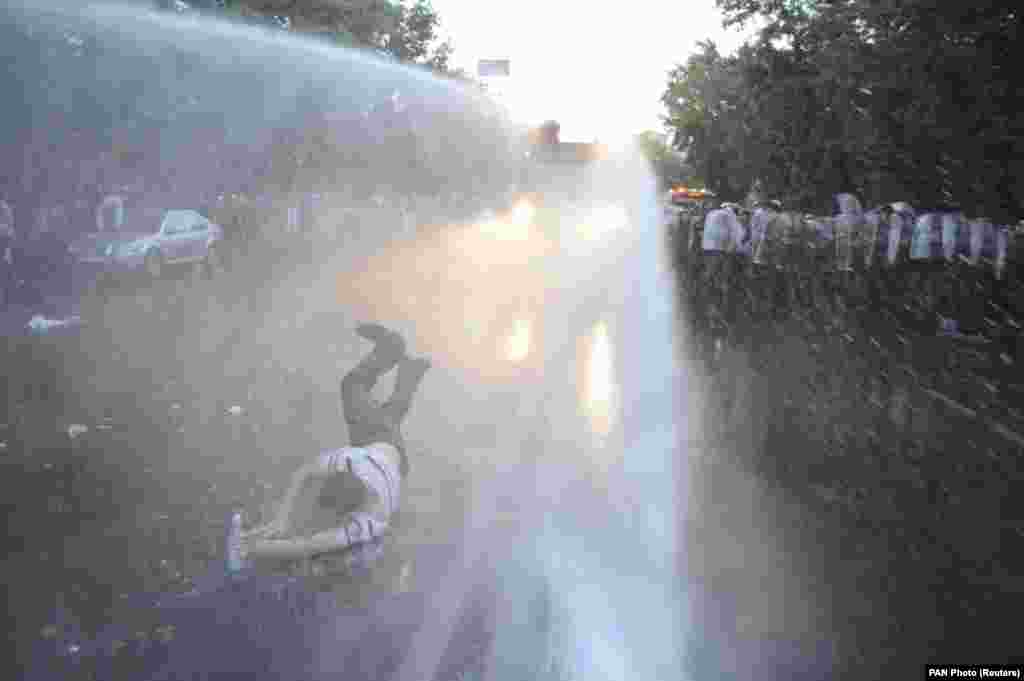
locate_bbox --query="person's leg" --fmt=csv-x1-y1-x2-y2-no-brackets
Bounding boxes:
380,357,431,426
281,473,334,539
341,324,406,445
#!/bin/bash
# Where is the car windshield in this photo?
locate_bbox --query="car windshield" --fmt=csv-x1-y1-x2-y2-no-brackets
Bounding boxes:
4,2,1020,681
160,211,193,234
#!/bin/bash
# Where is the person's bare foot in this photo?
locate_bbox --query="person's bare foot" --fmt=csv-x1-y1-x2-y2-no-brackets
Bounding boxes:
356,323,406,358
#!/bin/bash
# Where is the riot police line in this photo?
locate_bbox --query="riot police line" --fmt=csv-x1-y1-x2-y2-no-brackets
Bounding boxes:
672,197,1018,340
668,195,1023,453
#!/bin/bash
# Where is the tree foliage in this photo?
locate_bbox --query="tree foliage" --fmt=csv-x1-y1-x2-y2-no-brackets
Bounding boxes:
662,41,767,202
634,130,693,187
663,0,1023,219
634,131,670,164
382,0,439,62
168,0,458,74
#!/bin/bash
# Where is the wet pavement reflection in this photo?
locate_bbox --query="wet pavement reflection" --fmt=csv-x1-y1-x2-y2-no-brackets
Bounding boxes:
578,319,618,447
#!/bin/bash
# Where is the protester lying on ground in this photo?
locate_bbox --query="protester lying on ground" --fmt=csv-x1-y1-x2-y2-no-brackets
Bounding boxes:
232,323,431,577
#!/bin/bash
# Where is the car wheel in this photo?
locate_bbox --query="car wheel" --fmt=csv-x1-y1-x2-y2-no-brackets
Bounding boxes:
145,251,163,280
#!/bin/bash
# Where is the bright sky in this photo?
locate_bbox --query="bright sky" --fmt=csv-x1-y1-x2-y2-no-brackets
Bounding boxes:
431,0,758,145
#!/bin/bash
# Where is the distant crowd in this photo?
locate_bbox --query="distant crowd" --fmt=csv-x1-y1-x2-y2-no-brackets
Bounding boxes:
671,193,1023,366
675,195,1020,276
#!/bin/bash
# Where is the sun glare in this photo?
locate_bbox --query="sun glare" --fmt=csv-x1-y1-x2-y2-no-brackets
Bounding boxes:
476,199,534,243
504,318,532,362
511,199,535,228
583,320,617,439
577,201,629,242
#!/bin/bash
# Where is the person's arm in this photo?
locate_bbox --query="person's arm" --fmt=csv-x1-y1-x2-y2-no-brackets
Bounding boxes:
255,451,350,537
242,448,395,561
261,461,318,537
242,509,389,562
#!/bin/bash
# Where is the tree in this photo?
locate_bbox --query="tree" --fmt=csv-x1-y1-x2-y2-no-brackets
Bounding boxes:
661,41,765,202
634,131,693,187
382,0,437,62
208,0,458,72
664,0,1024,219
221,0,397,46
635,131,670,164
424,38,454,73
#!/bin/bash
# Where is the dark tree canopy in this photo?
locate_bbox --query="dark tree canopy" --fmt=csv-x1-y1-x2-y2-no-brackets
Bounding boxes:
663,0,1023,219
161,0,459,74
0,3,512,236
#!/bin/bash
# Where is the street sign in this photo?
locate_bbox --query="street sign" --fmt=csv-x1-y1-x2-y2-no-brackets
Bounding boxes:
478,59,511,77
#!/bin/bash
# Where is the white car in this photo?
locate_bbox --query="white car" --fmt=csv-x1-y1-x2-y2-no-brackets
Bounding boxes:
98,209,225,281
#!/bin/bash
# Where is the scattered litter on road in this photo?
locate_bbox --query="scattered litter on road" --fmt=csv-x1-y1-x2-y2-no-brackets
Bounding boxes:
27,314,83,334
66,424,89,439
